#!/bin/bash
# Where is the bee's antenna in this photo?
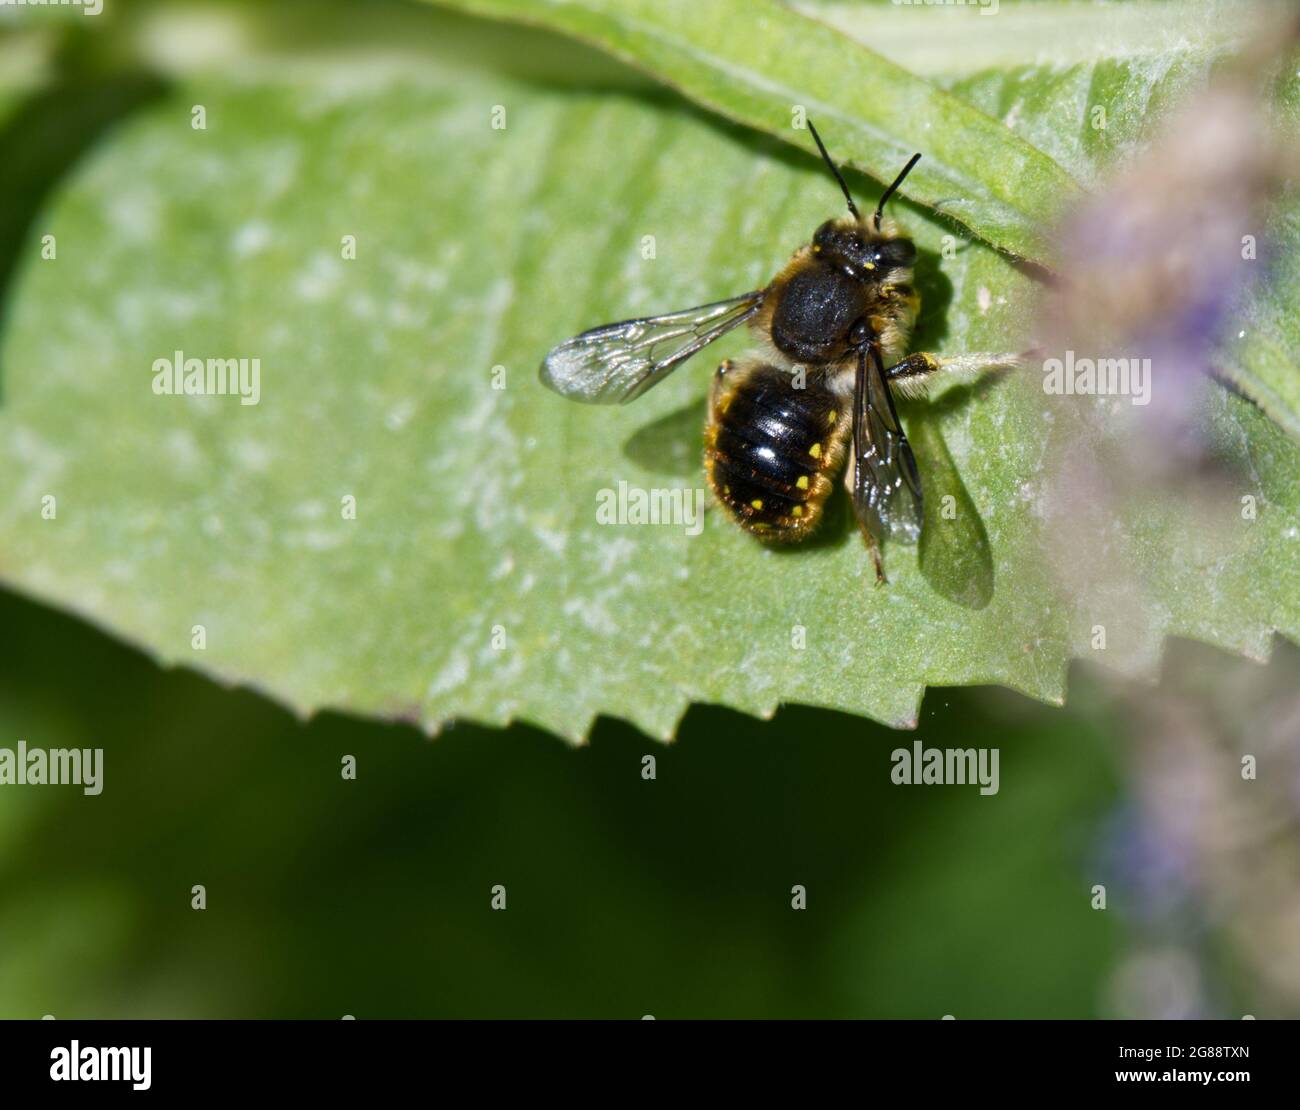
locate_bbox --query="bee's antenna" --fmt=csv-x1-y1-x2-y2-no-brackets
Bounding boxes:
874,153,922,230
806,119,861,222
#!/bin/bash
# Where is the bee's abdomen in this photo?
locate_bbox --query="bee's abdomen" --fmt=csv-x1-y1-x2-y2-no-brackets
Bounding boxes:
704,360,848,541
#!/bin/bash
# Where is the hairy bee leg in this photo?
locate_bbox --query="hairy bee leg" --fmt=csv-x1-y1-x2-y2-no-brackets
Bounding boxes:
884,351,1026,399
708,358,731,413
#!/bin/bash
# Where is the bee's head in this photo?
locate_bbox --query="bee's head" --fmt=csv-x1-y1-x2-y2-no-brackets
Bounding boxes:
802,121,922,282
811,218,916,281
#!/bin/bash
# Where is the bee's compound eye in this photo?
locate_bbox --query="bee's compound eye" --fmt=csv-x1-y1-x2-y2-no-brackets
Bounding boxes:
879,238,917,268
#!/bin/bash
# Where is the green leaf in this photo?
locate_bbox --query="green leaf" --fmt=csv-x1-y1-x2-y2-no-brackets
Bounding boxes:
1217,205,1300,441
1213,60,1300,440
428,0,1083,262
0,2,1295,742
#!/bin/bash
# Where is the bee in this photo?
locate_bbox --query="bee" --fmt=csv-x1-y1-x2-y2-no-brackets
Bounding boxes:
540,122,1018,581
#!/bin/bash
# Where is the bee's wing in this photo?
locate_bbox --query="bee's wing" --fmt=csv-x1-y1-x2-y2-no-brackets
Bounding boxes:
540,291,765,404
850,346,923,544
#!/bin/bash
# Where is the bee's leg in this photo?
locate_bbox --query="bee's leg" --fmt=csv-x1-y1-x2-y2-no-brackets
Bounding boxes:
848,495,887,585
842,446,889,586
866,532,886,585
883,351,1026,399
708,357,734,413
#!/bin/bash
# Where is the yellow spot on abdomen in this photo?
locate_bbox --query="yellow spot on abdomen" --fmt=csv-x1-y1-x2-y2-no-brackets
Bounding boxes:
791,505,804,518
809,442,822,459
750,498,764,510
795,475,809,490
828,410,837,425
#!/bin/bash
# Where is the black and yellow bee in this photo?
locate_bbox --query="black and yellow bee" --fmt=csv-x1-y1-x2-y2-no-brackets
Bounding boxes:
540,122,1017,581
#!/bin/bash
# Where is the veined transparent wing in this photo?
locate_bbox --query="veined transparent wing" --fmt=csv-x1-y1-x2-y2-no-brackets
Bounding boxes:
851,346,923,544
539,291,765,404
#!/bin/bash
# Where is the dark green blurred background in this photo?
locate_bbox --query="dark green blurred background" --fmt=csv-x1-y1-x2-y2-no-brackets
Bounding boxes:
2,581,1127,1018
7,578,1298,1018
